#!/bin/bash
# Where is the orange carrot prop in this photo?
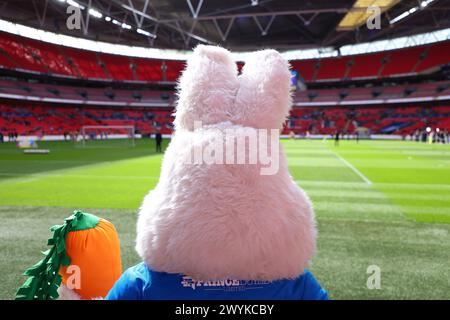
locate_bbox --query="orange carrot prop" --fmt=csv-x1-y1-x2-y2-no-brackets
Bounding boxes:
16,211,122,300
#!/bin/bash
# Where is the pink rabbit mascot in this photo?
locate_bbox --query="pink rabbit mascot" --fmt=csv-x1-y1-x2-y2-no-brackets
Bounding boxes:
107,45,328,300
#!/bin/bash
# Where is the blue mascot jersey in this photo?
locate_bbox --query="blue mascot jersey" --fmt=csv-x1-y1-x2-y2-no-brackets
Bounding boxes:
106,262,328,300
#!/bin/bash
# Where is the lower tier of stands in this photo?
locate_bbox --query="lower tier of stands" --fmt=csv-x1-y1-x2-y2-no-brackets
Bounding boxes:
1,103,449,137
0,104,173,136
287,106,450,135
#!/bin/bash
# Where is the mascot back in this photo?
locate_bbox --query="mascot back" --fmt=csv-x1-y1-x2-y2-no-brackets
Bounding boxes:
107,45,328,300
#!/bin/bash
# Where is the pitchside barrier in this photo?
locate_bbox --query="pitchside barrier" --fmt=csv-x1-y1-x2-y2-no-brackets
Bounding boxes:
6,134,408,142
79,125,136,147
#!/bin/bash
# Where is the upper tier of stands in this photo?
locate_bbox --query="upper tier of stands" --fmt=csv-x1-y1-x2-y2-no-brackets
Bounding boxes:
0,31,449,83
1,103,449,137
0,32,182,81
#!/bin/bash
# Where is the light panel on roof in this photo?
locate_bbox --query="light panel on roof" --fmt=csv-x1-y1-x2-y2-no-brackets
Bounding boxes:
337,0,401,30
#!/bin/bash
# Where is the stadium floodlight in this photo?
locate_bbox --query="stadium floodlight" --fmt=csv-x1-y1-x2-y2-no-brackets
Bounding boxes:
390,7,417,24
421,0,435,8
390,0,435,25
137,28,157,39
88,8,103,19
66,0,85,10
426,127,432,133
105,16,111,22
121,23,132,30
112,19,121,26
436,128,440,133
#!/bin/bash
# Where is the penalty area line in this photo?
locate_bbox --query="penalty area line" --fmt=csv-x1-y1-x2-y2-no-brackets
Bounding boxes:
332,151,373,186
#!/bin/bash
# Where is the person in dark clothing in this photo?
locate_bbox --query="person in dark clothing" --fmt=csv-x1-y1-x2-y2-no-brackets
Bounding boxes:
334,131,340,146
0,132,3,143
155,131,162,153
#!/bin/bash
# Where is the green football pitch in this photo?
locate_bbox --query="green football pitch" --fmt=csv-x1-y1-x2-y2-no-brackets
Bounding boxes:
0,138,449,300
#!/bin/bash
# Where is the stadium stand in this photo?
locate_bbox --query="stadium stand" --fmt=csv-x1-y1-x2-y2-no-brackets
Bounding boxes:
1,79,449,107
315,56,352,81
164,60,186,82
130,58,185,82
0,32,449,83
132,57,163,82
346,52,386,79
63,47,106,79
0,31,449,142
287,106,450,135
0,79,176,106
0,32,48,73
415,41,450,73
99,54,135,81
0,103,174,136
381,46,425,77
1,102,449,137
290,60,318,82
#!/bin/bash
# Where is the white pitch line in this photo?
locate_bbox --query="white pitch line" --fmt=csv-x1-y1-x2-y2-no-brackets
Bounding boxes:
0,172,160,181
332,151,373,186
295,179,450,189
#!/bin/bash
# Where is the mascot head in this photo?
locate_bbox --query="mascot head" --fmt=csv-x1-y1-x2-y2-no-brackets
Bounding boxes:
136,45,316,281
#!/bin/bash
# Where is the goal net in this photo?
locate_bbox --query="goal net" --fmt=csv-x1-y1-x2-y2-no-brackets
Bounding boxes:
78,125,136,148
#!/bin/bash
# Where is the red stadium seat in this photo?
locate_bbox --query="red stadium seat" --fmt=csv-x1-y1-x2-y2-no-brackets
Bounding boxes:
63,47,107,79
316,57,352,81
381,46,425,77
347,52,385,79
100,54,134,81
416,41,450,72
290,59,318,82
132,57,164,81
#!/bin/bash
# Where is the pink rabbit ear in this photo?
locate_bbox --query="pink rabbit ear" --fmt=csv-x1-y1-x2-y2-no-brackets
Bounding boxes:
233,49,292,130
174,45,239,131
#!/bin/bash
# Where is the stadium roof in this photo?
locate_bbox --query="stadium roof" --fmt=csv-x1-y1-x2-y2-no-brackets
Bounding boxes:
337,0,401,30
1,0,450,51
